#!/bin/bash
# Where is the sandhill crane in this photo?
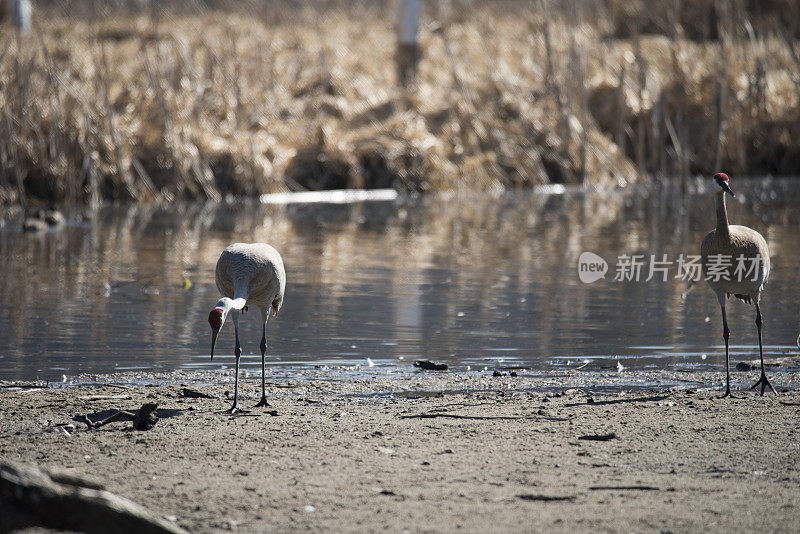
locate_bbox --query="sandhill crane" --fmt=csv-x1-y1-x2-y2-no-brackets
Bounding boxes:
701,173,774,397
208,243,286,413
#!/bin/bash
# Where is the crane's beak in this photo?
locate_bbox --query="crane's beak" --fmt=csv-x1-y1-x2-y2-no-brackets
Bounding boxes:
721,181,735,197
210,328,219,361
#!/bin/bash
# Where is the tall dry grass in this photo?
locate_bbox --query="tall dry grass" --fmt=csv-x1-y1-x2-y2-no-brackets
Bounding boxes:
1,0,800,205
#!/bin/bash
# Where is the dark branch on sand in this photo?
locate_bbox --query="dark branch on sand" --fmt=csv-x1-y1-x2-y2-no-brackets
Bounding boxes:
399,412,568,422
78,403,159,430
589,485,661,491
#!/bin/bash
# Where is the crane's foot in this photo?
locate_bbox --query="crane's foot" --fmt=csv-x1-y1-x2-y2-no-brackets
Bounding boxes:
254,396,271,408
719,388,735,399
749,373,777,395
221,403,250,415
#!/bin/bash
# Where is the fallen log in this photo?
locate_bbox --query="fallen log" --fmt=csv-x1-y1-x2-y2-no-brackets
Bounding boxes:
0,461,186,533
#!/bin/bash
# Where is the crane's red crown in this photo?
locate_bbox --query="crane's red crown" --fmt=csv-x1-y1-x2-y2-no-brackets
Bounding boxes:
713,172,729,183
208,309,223,330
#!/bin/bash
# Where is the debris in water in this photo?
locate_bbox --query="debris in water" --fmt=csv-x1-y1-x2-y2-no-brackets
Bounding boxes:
413,360,448,371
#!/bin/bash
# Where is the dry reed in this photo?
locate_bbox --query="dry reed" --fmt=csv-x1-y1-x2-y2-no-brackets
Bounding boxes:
1,1,799,205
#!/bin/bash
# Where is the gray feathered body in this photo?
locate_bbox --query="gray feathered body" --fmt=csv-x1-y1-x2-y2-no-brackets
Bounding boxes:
215,243,286,318
701,219,770,304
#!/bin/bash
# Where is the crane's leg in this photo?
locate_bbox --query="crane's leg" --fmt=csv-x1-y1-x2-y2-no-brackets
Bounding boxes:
749,303,777,395
226,312,243,413
255,318,271,407
719,294,733,398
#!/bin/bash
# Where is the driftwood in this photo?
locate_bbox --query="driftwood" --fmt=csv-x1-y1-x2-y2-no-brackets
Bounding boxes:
578,432,617,441
589,485,661,491
0,461,186,533
517,493,576,502
400,412,568,422
0,381,50,389
78,394,133,401
78,402,159,431
179,387,214,399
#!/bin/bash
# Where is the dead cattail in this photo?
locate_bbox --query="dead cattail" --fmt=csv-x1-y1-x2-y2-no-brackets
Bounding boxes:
1,2,799,205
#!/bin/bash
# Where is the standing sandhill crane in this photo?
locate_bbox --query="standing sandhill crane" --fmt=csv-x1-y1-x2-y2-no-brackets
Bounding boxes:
701,173,774,397
208,243,286,413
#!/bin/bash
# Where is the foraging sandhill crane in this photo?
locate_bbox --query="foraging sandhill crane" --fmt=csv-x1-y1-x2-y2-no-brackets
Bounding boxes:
701,173,774,397
208,243,286,413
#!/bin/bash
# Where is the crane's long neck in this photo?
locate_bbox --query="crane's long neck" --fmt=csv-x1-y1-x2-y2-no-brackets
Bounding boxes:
215,297,247,315
715,190,730,240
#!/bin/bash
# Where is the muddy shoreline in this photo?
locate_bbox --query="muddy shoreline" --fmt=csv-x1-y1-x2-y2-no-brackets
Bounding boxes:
2,369,800,532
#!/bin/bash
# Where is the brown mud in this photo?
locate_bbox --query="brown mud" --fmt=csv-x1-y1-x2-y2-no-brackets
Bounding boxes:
2,367,799,532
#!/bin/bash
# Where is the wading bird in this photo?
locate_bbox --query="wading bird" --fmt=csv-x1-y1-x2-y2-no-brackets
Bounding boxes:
701,173,774,397
209,243,286,413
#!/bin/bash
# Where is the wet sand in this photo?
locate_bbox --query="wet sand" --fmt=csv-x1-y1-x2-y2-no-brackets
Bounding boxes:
2,368,800,533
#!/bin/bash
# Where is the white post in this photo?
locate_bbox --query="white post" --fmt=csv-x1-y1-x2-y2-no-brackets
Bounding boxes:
397,0,421,46
12,0,32,33
396,0,422,87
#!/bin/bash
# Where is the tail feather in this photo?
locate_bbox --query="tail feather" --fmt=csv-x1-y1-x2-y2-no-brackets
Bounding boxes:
271,296,282,317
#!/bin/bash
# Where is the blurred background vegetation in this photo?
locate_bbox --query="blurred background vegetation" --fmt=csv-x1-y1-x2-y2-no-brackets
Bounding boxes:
2,0,800,205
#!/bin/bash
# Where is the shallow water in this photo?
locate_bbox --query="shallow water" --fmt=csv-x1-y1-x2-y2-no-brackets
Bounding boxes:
1,178,799,381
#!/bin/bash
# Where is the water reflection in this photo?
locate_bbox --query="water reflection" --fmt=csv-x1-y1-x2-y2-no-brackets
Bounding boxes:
1,178,798,381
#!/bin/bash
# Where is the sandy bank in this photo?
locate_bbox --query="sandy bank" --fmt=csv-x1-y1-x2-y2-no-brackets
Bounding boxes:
2,369,799,533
